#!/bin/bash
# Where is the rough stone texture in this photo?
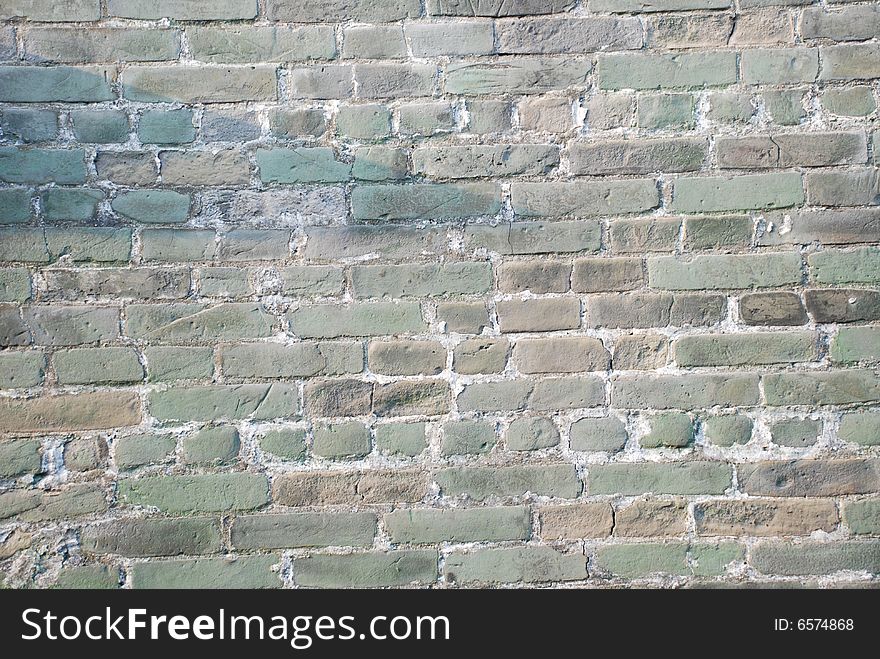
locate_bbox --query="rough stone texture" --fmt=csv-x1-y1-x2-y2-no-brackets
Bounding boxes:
0,1,877,591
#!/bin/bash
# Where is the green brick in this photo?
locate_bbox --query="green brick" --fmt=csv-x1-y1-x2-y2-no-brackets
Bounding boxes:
637,94,694,129
751,541,880,576
122,65,277,103
54,565,118,590
445,57,591,95
763,370,880,406
674,331,818,366
375,423,426,457
0,189,32,224
511,180,659,218
445,546,586,585
399,102,455,135
41,188,103,222
843,500,880,535
181,426,240,466
112,190,190,224
427,0,573,17
0,483,108,522
819,43,880,82
691,542,744,577
131,556,279,589
125,303,273,342
436,464,581,499
352,147,408,181
352,263,492,298
81,517,223,557
506,417,560,451
763,89,805,125
259,428,307,461
199,267,250,297
336,104,391,139
703,415,752,447
684,215,753,250
294,550,438,588
0,148,87,184
257,147,350,184
738,459,880,497
23,27,179,63
119,473,269,514
466,221,602,254
0,66,114,102
187,26,334,63
0,351,44,388
313,422,371,459
352,183,501,220
599,52,736,90
810,248,880,285
232,512,377,550
589,462,732,495
54,347,143,385
289,302,425,338
385,506,530,544
672,173,804,212
24,306,120,345
114,433,176,470
138,109,195,144
613,373,760,409
441,420,497,456
414,145,560,179
145,346,213,382
596,543,689,578
0,438,41,478
368,340,444,376
453,338,508,374
831,327,880,363
569,416,628,452
149,384,298,422
641,412,694,448
0,268,30,303
1,108,59,142
741,48,819,84
1,0,101,22
839,411,880,447
109,0,257,20
649,253,802,290
770,418,821,448
221,342,362,379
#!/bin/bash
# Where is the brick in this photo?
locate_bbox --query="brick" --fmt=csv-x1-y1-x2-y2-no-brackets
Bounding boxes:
436,464,581,499
0,148,86,184
590,462,732,496
438,302,490,334
513,337,609,374
0,66,113,102
761,208,880,246
305,225,447,262
613,373,760,409
441,420,496,455
843,500,880,535
695,499,838,536
0,305,29,346
740,292,807,325
763,89,806,125
613,333,669,371
408,21,495,57
649,253,802,290
289,302,425,338
289,65,353,99
530,377,606,411
586,93,633,129
640,412,694,448
199,187,343,226
497,17,641,54
445,546,586,584
674,331,817,367
0,351,44,389
591,0,729,10
805,289,880,324
126,303,272,342
198,268,250,297
145,346,212,382
181,426,240,465
467,100,512,133
54,347,143,385
273,469,427,506
703,415,753,447
114,434,176,470
138,109,195,144
353,184,501,221
149,385,298,422
831,327,880,364
343,26,406,59
730,7,794,45
751,541,880,576
0,189,33,224
375,423,426,457
770,418,821,447
741,48,818,84
0,484,108,522
672,173,804,212
823,87,876,117
187,26,334,63
119,473,269,513
257,147,349,184
506,417,560,451
24,306,119,345
54,566,118,590
336,105,391,140
539,503,613,539
122,66,277,103
428,0,575,17
1,0,100,21
294,550,437,588
466,221,602,255
368,340,445,376
499,260,571,294
518,97,574,132
809,248,880,285
586,292,725,329
595,543,689,578
305,379,373,417
109,0,258,20
160,151,250,186
352,263,492,298
233,512,376,550
0,268,30,303
399,102,456,135
615,499,688,537
95,152,157,185
637,94,695,129
801,6,880,42
81,518,222,557
0,438,41,478
0,392,140,434
204,109,262,141
610,217,680,253
414,145,559,179
386,506,530,544
445,58,591,95
453,339,508,374
23,28,179,63
131,556,279,589
512,180,660,218
70,110,128,143
44,268,190,301
373,380,450,417
259,428,307,462
222,342,361,379
281,266,344,297
356,63,434,99
716,132,867,169
763,370,880,406
313,422,371,459
64,437,107,472
268,0,420,22
839,411,880,447
496,299,581,333
572,257,644,292
113,190,190,224
739,459,880,497
599,52,737,90
219,231,291,261
820,44,880,81
708,92,754,123
1,108,59,142
570,138,705,176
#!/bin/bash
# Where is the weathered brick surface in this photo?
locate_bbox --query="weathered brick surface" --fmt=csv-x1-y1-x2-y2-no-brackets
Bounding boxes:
0,1,877,591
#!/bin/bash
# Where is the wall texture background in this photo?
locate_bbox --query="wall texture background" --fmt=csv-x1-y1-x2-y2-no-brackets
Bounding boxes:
0,0,879,588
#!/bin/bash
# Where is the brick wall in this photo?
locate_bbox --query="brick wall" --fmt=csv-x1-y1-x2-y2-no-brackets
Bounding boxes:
0,0,878,588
